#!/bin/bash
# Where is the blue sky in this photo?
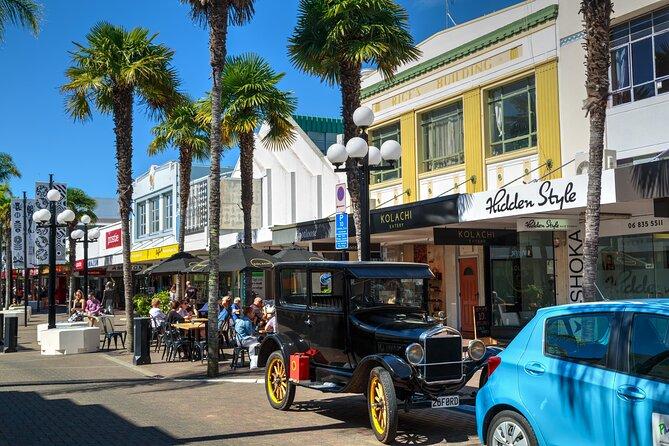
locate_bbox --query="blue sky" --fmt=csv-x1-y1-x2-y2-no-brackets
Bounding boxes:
0,0,521,198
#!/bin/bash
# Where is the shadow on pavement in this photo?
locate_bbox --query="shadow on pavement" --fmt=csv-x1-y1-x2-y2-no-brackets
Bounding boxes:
0,390,179,445
291,396,477,446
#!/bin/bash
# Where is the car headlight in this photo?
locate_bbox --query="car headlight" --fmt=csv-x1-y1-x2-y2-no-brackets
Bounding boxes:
405,343,424,365
468,339,486,361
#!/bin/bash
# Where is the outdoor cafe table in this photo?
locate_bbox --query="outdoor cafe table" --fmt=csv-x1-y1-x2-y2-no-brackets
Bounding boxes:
189,318,208,323
172,322,207,361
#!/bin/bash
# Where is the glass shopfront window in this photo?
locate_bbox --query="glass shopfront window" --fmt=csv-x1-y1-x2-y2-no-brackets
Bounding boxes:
597,233,669,299
490,231,556,329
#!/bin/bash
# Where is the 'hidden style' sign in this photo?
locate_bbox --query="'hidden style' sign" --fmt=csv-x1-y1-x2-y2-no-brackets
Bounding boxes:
517,218,578,232
458,172,616,222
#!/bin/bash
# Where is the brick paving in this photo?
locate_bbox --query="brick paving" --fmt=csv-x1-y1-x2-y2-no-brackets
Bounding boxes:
0,312,482,445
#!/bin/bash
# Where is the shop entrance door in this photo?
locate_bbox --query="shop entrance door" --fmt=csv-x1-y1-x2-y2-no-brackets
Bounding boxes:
458,257,478,337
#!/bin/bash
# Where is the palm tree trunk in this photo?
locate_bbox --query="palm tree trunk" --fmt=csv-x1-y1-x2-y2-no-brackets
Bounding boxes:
239,131,255,304
205,0,229,377
4,226,12,309
177,148,193,300
581,0,612,302
113,87,135,350
340,61,363,260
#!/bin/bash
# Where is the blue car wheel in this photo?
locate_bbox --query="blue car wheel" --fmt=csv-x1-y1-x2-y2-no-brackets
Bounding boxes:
486,410,538,446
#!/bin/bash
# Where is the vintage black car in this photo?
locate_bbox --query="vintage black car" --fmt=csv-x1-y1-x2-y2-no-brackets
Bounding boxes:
258,261,500,443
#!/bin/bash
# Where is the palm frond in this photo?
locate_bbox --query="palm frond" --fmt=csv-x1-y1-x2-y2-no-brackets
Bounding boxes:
66,187,98,223
0,153,20,183
0,0,41,41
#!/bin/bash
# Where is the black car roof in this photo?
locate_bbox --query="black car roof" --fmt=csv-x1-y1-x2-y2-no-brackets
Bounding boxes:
274,261,434,279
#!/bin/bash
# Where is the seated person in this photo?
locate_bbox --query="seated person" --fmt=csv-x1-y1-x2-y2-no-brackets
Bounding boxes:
264,306,276,333
250,297,264,327
166,300,187,325
177,300,192,318
71,289,86,315
234,306,258,348
218,296,231,330
230,297,242,322
84,292,102,327
149,298,167,328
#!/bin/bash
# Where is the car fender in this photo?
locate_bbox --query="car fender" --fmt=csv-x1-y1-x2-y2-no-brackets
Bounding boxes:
342,354,414,394
477,392,547,446
257,333,306,368
464,346,503,380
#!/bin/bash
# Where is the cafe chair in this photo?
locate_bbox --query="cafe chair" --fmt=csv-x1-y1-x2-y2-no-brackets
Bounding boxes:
100,317,127,350
230,328,249,369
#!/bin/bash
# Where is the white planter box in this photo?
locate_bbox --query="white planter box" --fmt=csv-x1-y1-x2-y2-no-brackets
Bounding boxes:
40,327,100,355
36,322,89,344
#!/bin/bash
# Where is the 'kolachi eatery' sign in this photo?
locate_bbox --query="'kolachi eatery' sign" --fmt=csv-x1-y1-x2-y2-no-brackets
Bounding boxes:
370,195,458,233
458,171,616,222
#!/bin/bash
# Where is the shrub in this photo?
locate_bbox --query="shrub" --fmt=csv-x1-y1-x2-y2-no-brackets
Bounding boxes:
133,291,171,316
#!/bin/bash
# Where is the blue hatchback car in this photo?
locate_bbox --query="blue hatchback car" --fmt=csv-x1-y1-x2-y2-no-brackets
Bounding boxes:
476,300,669,446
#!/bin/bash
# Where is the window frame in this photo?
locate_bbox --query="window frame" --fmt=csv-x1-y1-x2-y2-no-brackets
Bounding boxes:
486,76,537,157
609,7,669,106
278,268,309,308
369,121,402,185
136,201,147,237
162,192,173,231
622,311,669,383
307,269,345,312
149,196,160,234
419,100,465,172
542,311,620,371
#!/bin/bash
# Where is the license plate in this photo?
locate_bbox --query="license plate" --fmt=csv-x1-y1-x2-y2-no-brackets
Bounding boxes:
432,395,460,408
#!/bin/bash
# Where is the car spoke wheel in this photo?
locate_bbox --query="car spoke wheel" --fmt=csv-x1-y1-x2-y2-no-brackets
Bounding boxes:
265,351,295,410
487,410,537,446
367,367,398,444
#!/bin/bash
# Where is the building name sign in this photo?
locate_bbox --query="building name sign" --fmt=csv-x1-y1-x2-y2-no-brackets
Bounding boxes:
370,195,458,233
517,218,578,232
433,228,517,246
568,228,584,303
372,46,521,112
485,181,577,215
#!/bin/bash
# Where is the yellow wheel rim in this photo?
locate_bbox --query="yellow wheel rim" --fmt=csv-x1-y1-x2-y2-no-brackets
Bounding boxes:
369,375,387,435
267,357,287,405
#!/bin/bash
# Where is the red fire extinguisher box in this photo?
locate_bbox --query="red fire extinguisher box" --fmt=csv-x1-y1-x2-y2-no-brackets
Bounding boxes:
289,353,310,381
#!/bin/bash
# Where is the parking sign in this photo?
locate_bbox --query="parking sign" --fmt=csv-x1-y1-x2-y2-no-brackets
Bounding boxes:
335,183,346,213
335,213,348,250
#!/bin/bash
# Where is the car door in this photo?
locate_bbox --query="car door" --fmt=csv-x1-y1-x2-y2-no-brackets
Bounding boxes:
276,268,310,351
518,310,618,446
613,310,669,446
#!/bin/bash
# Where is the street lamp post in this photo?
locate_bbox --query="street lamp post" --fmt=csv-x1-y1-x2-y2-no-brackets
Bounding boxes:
70,215,100,298
326,106,402,261
32,180,75,329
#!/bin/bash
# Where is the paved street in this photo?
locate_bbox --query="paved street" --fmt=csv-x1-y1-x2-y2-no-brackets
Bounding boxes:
0,314,480,446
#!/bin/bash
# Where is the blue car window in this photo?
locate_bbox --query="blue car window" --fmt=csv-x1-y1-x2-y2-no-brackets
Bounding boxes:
544,313,614,367
630,313,669,381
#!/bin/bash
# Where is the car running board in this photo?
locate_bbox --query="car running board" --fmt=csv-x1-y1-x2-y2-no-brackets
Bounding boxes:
290,380,344,393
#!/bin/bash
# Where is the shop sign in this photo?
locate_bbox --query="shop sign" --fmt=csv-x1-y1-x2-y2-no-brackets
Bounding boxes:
371,195,458,233
600,216,669,237
103,255,114,266
434,228,517,246
75,260,84,271
517,218,578,232
249,258,274,269
296,220,331,242
567,227,584,303
459,172,616,222
87,258,99,268
130,244,179,263
107,264,144,272
106,229,122,249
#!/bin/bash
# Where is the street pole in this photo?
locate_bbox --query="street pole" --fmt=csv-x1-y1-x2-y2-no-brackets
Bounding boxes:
47,175,56,329
359,129,371,262
83,224,89,298
23,192,28,327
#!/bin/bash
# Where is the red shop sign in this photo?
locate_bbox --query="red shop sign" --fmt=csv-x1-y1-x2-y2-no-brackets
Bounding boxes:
75,260,84,271
106,229,122,249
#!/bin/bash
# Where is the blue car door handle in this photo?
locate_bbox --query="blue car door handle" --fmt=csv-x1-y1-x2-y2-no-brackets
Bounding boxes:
524,362,546,375
616,385,646,401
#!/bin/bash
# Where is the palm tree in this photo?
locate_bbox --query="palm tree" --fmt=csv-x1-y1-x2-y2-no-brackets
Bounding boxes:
61,22,181,351
220,53,296,303
180,0,255,377
149,98,209,298
65,188,97,309
289,0,419,259
0,0,41,41
0,153,20,309
0,184,13,309
580,0,613,302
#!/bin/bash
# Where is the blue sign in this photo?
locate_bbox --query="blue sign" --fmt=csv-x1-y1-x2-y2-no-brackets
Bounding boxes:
335,213,349,250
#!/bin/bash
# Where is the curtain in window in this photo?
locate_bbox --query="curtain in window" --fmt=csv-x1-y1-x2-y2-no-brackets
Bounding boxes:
493,101,504,141
612,46,629,90
423,107,463,169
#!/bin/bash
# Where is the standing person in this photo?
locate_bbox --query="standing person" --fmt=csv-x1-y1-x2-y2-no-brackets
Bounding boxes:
185,281,197,301
103,280,115,312
84,292,102,327
169,284,178,302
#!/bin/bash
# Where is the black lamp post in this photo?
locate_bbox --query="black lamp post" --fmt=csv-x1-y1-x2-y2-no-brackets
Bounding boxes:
70,216,99,298
32,177,75,329
326,106,402,261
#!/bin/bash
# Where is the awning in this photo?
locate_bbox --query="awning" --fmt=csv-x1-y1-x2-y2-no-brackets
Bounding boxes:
346,264,434,279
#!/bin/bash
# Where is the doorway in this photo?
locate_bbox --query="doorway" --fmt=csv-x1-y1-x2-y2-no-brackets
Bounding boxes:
458,257,478,337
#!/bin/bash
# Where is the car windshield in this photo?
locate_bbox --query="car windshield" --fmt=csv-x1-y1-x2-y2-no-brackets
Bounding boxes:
350,278,425,311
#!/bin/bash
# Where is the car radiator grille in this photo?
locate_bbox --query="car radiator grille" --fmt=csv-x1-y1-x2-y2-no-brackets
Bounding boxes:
423,334,462,382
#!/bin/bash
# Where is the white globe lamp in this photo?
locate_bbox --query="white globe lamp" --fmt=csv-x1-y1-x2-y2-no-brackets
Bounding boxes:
380,139,402,162
46,189,61,202
81,214,91,225
326,143,348,165
368,146,382,166
71,229,84,240
353,106,375,128
57,209,75,224
88,228,100,240
346,137,368,159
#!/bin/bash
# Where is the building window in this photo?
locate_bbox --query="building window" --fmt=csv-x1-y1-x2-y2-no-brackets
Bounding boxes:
136,202,146,237
163,192,173,230
488,76,537,156
185,179,208,235
420,101,464,172
370,122,401,185
610,7,669,106
149,197,160,233
307,131,339,155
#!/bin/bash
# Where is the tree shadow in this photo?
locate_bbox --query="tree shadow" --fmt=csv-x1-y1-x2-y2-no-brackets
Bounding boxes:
0,390,179,445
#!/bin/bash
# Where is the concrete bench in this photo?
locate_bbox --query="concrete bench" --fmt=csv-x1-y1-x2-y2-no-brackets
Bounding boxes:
1,309,29,326
36,322,89,344
8,305,31,319
40,327,100,355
